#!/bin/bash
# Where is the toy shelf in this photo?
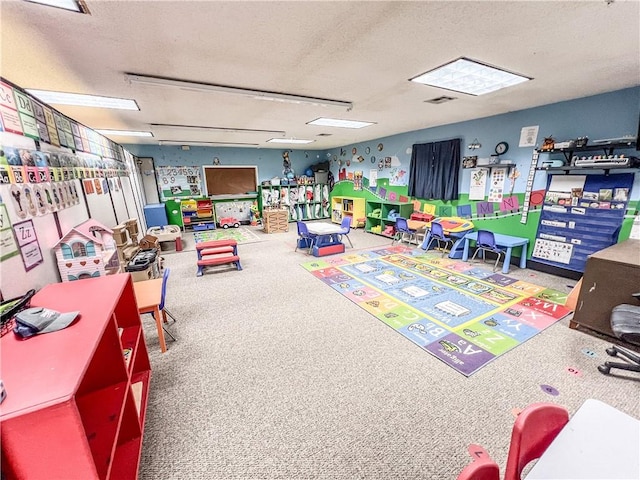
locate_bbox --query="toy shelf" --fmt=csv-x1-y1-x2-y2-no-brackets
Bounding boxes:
259,183,330,222
330,195,365,227
365,199,413,237
0,274,151,480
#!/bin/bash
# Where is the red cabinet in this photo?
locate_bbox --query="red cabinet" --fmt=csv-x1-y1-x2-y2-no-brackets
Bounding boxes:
0,274,151,479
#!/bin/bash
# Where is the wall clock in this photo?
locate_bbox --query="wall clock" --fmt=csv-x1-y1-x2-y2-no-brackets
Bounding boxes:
495,141,509,155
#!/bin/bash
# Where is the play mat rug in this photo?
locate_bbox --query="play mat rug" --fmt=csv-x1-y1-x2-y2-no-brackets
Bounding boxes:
301,245,572,376
192,227,263,245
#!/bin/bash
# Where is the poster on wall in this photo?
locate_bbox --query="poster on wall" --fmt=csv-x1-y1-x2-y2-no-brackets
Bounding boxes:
156,166,201,200
469,168,489,200
0,203,19,261
519,125,539,148
369,169,377,187
487,167,507,203
13,219,43,271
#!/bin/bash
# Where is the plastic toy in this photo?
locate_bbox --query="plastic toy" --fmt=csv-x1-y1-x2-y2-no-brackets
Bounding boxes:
219,217,240,229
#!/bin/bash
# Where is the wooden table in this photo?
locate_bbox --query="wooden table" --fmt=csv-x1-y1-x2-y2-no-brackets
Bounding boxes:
525,399,640,479
134,278,167,353
461,231,529,274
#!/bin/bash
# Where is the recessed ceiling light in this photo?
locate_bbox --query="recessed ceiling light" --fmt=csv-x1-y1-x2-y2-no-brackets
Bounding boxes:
410,57,531,96
25,89,139,110
96,130,153,137
307,118,375,129
150,123,285,135
266,138,315,144
23,0,89,14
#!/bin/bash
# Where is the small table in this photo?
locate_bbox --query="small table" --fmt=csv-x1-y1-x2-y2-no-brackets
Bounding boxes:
462,231,529,274
525,399,640,479
306,222,344,245
420,217,475,258
133,278,167,353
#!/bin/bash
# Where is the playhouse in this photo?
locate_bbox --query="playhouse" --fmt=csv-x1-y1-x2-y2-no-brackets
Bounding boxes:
54,219,120,282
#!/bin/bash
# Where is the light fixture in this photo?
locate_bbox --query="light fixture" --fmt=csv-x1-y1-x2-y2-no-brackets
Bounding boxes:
266,138,314,144
158,140,260,147
307,118,375,129
125,73,352,109
150,123,285,135
96,129,153,137
25,89,139,110
23,0,89,13
410,57,531,96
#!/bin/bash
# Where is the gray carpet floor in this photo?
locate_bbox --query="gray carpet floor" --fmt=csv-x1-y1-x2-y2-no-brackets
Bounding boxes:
139,223,640,479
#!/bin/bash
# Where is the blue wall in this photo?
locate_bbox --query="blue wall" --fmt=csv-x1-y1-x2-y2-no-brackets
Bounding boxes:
126,86,640,198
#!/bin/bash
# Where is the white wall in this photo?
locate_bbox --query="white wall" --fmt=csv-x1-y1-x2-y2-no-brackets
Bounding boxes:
0,132,147,299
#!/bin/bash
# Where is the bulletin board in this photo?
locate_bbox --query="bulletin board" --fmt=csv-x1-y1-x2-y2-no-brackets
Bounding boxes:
203,166,258,196
532,173,634,273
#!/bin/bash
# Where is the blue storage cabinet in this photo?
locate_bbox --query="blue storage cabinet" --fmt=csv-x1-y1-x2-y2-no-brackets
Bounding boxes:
144,203,169,228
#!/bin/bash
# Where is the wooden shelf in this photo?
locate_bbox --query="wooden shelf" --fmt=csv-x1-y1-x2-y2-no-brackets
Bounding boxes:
0,274,152,480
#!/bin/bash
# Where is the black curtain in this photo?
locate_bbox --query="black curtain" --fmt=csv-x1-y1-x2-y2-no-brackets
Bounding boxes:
408,139,460,201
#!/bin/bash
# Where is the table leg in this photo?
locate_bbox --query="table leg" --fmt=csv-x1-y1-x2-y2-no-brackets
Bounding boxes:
503,247,513,274
154,306,167,353
519,241,528,269
462,239,470,261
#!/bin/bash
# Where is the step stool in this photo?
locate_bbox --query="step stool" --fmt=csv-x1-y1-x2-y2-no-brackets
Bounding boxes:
195,239,242,276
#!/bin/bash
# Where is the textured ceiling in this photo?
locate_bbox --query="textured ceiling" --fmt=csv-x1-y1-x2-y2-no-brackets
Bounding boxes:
1,0,639,150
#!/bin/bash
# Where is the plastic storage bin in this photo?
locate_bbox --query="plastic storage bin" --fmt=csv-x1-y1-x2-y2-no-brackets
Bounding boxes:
144,203,169,228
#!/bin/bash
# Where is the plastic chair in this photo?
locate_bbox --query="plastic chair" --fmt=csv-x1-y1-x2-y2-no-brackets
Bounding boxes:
598,293,640,375
338,216,353,248
150,268,177,341
503,403,569,480
295,221,316,254
456,447,500,480
392,217,416,245
471,230,505,271
425,222,453,257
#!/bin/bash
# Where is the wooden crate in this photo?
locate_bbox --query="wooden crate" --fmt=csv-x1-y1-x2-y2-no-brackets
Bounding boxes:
263,209,289,233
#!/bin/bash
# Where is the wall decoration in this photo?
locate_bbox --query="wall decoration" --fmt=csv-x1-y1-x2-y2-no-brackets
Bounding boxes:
519,125,539,148
469,168,489,200
384,156,391,168
369,169,378,187
0,203,19,261
462,156,477,168
354,171,363,191
377,143,384,151
389,167,408,186
156,166,202,200
487,167,507,203
13,219,43,271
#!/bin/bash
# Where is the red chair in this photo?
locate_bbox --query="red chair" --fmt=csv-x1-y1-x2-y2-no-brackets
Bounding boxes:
457,445,500,480
503,403,569,480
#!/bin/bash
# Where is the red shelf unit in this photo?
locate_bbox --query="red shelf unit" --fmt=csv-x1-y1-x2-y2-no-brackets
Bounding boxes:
0,274,152,480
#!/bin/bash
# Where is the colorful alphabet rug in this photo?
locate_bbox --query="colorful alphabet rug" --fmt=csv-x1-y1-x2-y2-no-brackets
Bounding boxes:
302,245,572,376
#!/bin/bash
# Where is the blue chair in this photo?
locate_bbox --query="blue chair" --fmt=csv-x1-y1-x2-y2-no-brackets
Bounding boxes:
295,221,317,254
337,216,353,248
470,230,505,271
150,268,177,341
425,222,454,257
392,217,416,245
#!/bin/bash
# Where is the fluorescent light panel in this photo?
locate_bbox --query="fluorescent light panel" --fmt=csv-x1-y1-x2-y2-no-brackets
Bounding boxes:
307,118,375,129
23,0,89,13
125,73,352,109
267,138,314,144
410,57,531,96
25,89,139,110
96,129,153,137
150,123,285,135
158,140,260,147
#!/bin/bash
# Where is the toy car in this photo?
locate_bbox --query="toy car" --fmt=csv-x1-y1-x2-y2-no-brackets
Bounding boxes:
219,217,240,229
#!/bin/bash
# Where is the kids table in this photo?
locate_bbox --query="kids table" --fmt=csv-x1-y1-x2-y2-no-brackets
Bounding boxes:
461,231,529,274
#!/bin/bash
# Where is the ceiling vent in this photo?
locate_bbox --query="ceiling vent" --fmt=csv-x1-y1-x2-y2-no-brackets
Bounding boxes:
316,133,333,137
425,96,456,104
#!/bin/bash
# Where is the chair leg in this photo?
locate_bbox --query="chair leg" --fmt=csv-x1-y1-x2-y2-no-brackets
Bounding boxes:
344,234,353,248
493,252,502,272
470,248,480,263
162,325,177,341
164,308,178,323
